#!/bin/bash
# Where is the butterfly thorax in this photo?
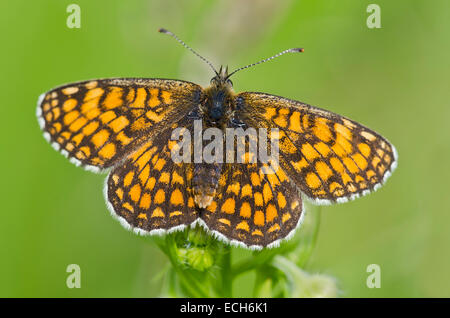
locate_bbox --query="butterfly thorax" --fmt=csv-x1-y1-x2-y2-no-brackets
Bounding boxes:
193,67,236,208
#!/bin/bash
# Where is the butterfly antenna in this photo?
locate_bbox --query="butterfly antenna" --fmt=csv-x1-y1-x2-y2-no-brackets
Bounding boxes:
158,28,218,75
226,48,304,79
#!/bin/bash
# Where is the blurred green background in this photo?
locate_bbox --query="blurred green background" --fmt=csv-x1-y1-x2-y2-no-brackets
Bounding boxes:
1,0,449,297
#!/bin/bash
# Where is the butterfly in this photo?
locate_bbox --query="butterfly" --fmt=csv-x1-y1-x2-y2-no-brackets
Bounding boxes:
36,28,397,249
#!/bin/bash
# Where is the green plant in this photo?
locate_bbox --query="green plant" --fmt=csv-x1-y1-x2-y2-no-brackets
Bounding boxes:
150,204,337,297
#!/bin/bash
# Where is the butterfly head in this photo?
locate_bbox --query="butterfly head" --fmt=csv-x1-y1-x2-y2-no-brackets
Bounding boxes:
210,65,233,89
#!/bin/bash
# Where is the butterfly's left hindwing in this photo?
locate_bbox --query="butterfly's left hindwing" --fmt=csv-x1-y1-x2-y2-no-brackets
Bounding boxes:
37,78,202,172
237,92,398,204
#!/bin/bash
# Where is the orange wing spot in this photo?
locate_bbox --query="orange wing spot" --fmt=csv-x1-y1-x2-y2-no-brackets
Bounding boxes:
45,112,53,122
376,149,385,158
146,110,165,123
253,210,265,226
306,172,321,189
99,142,116,159
85,81,98,89
135,149,153,170
288,111,303,132
99,110,117,124
51,92,57,99
226,182,240,195
154,158,166,171
72,133,84,146
329,182,343,193
148,88,160,107
63,99,78,112
366,170,376,179
122,202,134,213
313,119,332,142
116,131,132,145
52,107,61,120
302,114,310,130
82,121,99,136
170,211,183,217
335,123,352,140
279,136,297,154
301,143,320,161
291,158,308,172
63,110,79,125
377,164,386,175
358,143,371,158
151,207,164,218
282,212,291,223
112,174,119,184
81,100,101,120
218,173,227,186
241,184,252,198
277,192,287,209
336,134,353,154
103,87,123,109
371,157,381,169
154,189,166,204
84,87,104,101
62,87,79,95
137,213,147,220
352,153,368,170
268,223,281,233
343,157,360,173
65,142,75,152
263,107,277,120
161,90,172,104
131,87,147,108
61,131,71,140
315,142,331,157
159,172,170,184
236,221,250,232
273,113,287,128
342,173,352,184
51,99,58,107
263,183,273,203
115,188,124,200
250,172,261,186
275,168,288,182
123,171,134,187
266,173,280,187
313,189,326,196
221,198,236,214
206,200,217,213
240,202,251,218
361,131,376,141
43,102,51,112
129,184,141,202
79,146,90,158
219,218,231,226
126,88,135,102
266,204,278,223
315,161,333,181
109,116,129,133
69,117,87,132
254,192,263,207
138,165,150,185
252,229,263,237
146,177,156,190
91,129,110,148
170,189,184,206
329,157,345,173
347,183,358,192
75,150,86,160
171,171,184,185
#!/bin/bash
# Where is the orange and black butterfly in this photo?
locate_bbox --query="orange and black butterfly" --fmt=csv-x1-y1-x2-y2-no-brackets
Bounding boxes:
36,28,397,249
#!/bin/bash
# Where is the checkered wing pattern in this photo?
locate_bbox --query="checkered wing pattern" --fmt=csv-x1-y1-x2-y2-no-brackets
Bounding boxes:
236,92,398,204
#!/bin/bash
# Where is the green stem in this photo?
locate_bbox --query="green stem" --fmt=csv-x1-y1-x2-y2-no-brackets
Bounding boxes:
221,245,232,297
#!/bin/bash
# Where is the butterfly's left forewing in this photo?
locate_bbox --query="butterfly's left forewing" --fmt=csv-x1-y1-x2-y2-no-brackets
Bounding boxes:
37,78,202,172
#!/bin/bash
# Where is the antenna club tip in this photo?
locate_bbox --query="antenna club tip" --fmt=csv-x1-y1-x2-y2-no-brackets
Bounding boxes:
158,28,168,34
294,48,304,53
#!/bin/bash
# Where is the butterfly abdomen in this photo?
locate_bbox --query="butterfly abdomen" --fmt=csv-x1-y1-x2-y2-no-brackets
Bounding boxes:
193,163,223,208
